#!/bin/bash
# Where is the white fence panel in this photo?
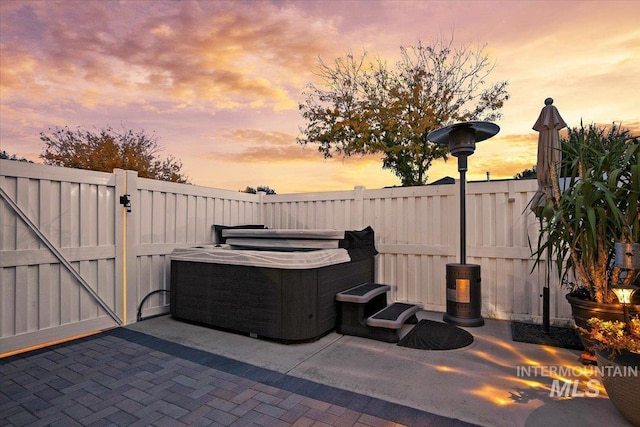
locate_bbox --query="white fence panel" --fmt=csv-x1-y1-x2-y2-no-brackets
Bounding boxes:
129,176,261,322
262,187,363,230
1,161,121,354
361,185,459,310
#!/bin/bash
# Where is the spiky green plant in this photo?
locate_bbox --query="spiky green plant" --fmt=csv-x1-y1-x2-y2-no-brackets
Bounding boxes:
532,123,639,303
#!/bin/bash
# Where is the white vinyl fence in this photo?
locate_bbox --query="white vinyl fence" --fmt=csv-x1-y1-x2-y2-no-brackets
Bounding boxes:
1,161,261,354
1,160,569,354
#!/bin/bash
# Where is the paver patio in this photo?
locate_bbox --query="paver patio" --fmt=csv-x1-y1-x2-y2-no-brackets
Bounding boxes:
1,310,632,426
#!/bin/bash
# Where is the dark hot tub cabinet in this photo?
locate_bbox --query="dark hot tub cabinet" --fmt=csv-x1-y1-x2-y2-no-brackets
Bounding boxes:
170,226,377,342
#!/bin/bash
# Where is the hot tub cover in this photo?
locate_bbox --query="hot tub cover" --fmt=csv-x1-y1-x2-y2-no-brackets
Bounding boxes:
222,229,346,239
211,225,378,261
170,245,351,269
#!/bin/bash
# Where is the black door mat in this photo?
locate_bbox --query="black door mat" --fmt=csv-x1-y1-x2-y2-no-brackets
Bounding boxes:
511,321,584,350
397,319,474,350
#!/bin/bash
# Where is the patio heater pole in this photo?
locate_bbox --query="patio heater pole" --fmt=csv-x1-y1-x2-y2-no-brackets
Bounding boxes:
428,121,499,327
459,155,467,264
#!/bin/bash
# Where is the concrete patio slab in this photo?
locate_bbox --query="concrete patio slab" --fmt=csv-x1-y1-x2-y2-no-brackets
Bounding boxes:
128,311,632,427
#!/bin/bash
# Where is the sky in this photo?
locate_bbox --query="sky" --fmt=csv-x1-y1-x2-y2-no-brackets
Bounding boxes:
1,0,639,194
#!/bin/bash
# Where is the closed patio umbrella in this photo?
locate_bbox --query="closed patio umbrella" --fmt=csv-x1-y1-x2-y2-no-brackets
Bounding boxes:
531,98,567,214
531,97,566,332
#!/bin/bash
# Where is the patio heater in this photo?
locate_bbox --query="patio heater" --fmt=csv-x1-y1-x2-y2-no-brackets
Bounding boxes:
428,121,500,327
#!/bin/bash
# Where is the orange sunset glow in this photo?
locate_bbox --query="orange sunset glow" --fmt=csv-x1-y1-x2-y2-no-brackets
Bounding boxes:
1,0,639,193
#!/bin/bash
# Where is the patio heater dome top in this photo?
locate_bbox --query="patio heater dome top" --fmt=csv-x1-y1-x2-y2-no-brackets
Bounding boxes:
428,121,500,157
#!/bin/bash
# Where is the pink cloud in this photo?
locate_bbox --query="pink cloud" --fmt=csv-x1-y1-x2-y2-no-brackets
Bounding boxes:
2,0,639,194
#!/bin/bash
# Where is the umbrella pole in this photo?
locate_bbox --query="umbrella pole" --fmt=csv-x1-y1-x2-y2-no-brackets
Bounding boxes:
543,287,550,332
540,224,551,333
543,226,550,332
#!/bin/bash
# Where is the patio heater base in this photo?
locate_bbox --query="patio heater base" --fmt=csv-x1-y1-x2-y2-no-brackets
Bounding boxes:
443,263,484,327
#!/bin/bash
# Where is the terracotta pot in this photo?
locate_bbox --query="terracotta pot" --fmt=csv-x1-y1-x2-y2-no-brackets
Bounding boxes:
566,295,640,353
595,349,640,426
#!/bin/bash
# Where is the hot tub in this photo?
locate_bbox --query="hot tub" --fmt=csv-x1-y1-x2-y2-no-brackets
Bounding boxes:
170,227,377,342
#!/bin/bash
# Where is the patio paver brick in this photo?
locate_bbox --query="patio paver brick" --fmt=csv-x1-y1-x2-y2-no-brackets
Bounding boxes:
204,407,240,425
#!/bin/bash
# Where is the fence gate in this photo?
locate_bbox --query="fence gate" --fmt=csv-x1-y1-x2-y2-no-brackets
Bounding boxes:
0,162,126,355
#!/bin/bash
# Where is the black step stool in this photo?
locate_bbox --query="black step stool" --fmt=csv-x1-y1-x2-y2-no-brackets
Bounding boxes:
336,282,421,343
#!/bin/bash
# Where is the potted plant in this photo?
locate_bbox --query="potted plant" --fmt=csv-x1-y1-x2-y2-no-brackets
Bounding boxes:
531,123,640,352
578,316,640,425
580,316,640,355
